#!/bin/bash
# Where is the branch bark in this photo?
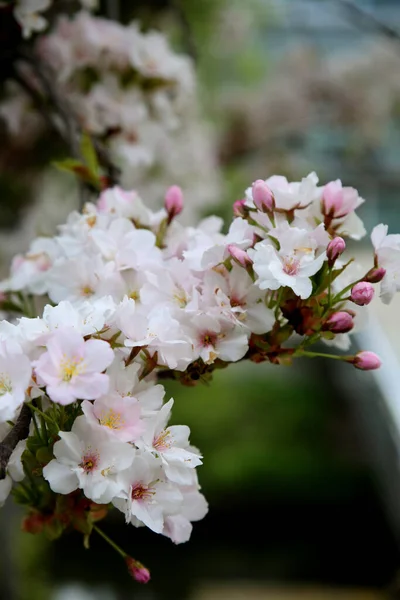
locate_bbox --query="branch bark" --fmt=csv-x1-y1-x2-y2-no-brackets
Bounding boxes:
0,404,31,479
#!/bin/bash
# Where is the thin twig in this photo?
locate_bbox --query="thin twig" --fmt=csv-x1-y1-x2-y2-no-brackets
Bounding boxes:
338,0,400,45
0,405,31,479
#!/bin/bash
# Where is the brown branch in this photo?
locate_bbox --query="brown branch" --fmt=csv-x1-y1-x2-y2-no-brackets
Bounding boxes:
0,404,31,479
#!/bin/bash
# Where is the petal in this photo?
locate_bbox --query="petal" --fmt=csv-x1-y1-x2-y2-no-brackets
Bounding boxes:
83,339,114,373
43,460,78,494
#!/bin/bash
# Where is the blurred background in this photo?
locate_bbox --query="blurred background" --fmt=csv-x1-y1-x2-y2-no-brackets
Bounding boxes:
2,0,400,598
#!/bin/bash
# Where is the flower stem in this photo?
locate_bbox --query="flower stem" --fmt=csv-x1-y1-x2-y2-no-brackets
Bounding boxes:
26,403,58,426
297,350,351,361
93,525,127,559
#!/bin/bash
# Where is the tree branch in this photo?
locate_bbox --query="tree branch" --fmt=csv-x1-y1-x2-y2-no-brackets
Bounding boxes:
0,405,31,479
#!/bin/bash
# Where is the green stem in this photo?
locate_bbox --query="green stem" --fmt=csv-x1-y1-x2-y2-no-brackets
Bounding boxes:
328,266,332,307
332,278,362,303
31,414,42,442
297,350,351,361
93,525,127,559
26,403,58,426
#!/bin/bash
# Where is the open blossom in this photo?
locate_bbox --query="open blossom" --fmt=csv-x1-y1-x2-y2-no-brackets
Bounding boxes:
0,340,32,423
0,170,394,566
202,265,275,334
43,415,135,503
34,328,114,404
82,394,144,442
163,482,208,544
371,224,400,304
248,223,327,299
322,180,362,218
138,398,202,485
114,453,183,534
183,312,249,365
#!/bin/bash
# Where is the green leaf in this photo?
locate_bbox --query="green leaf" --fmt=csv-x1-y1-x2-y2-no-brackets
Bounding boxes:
80,133,99,175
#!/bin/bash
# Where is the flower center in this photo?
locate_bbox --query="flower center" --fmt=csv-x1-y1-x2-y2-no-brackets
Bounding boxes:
0,374,12,396
80,449,100,473
200,331,217,347
173,287,187,308
131,483,155,502
59,355,85,382
230,296,245,308
81,285,94,297
282,256,300,276
99,409,124,430
153,429,172,452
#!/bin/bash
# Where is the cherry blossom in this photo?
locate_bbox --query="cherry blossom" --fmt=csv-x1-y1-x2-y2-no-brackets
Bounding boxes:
34,327,114,404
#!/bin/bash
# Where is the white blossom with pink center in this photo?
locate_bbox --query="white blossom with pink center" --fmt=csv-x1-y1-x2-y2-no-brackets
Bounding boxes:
43,415,135,502
182,312,249,365
82,394,144,443
34,327,114,405
138,398,202,485
202,265,275,334
248,223,327,299
114,453,183,534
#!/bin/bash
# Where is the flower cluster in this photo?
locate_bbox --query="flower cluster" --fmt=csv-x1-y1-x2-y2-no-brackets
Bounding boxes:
13,0,97,38
1,11,220,220
0,172,397,581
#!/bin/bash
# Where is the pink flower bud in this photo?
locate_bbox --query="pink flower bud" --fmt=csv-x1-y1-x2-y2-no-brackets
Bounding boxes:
350,282,374,306
327,237,345,265
325,311,354,333
227,244,253,269
252,180,274,212
352,351,381,371
126,557,151,583
365,267,386,284
233,198,246,217
165,185,183,222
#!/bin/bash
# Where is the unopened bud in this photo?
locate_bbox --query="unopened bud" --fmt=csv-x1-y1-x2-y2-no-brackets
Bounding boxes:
327,237,345,266
352,351,381,371
252,180,274,212
365,267,386,284
126,557,151,584
227,244,253,269
324,311,354,333
233,198,246,218
165,185,183,223
350,282,374,306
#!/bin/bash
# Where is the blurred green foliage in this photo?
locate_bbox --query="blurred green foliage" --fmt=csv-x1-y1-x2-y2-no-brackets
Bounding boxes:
166,362,365,504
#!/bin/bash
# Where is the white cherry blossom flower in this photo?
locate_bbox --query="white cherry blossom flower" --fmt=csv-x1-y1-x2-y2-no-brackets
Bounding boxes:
43,416,135,503
0,340,32,423
139,399,202,485
114,452,183,534
248,223,327,299
371,223,400,304
34,327,114,404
